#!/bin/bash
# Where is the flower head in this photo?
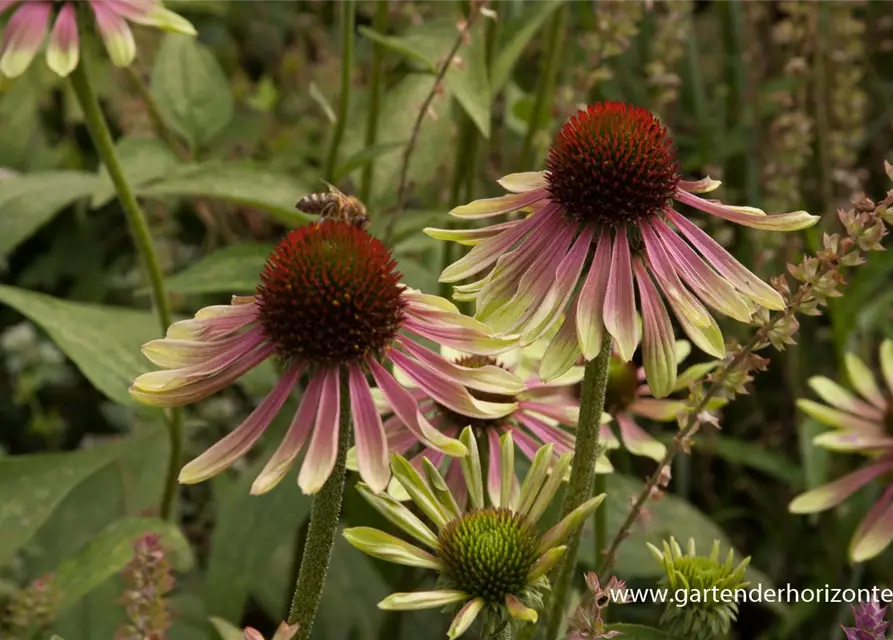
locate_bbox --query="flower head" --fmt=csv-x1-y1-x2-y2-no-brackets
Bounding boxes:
789,340,893,562
647,538,750,640
0,0,196,78
428,102,818,397
842,600,889,640
376,344,594,507
343,428,605,639
130,221,519,495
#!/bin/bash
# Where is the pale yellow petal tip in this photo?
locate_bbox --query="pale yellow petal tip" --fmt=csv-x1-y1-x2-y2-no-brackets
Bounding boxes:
158,11,198,36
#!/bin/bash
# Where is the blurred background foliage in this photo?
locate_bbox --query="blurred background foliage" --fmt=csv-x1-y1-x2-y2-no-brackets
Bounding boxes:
0,1,892,639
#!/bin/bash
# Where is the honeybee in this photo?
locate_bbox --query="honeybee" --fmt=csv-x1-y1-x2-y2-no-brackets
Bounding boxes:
296,182,369,230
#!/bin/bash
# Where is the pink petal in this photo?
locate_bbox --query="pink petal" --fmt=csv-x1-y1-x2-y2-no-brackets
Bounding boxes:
511,428,545,462
424,219,524,247
179,365,300,484
629,398,685,422
576,230,612,360
603,226,639,362
450,187,548,219
789,461,892,513
46,2,78,76
298,367,342,494
515,413,575,454
141,324,266,369
615,413,667,461
90,0,137,67
539,296,584,382
0,0,51,78
349,364,390,493
445,459,468,511
517,401,578,425
439,213,537,282
633,260,677,398
851,483,893,562
675,190,818,231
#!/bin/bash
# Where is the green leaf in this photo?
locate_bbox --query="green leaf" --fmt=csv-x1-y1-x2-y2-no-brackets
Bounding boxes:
691,434,803,489
91,137,180,208
333,141,407,184
165,243,273,295
137,162,313,227
150,33,234,148
0,286,160,405
0,171,100,257
491,1,565,95
606,624,683,639
358,26,437,71
54,516,193,614
309,81,337,123
0,431,157,567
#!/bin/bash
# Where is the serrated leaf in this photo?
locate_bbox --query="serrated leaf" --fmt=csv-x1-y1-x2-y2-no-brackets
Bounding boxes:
150,33,234,148
165,243,273,295
54,516,193,614
0,431,158,567
91,137,180,208
0,171,100,257
0,286,160,405
491,1,565,95
136,162,313,227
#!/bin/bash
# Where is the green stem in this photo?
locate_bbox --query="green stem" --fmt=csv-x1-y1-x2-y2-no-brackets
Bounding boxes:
360,0,389,203
288,372,352,637
593,470,607,570
324,0,356,182
542,334,613,640
70,58,182,522
519,4,567,169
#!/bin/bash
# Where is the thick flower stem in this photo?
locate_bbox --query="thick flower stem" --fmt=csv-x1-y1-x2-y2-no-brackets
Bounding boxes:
593,470,607,574
542,334,613,640
287,372,352,637
69,59,182,522
323,0,356,182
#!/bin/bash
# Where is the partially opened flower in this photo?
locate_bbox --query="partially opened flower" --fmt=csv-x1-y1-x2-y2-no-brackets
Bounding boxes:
377,344,593,506
427,101,818,397
0,0,196,78
789,340,893,562
343,428,605,639
131,221,520,495
243,622,299,640
842,600,888,640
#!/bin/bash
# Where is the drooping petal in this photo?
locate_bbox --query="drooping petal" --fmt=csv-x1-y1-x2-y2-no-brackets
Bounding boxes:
629,398,686,422
499,431,515,509
342,527,442,570
349,364,390,493
179,365,300,484
540,298,584,382
485,429,503,507
845,352,887,410
515,413,575,455
677,177,722,194
518,401,578,425
90,0,137,67
812,430,893,452
675,189,819,231
850,485,893,562
368,358,467,457
438,214,536,282
881,340,893,396
104,0,197,35
450,188,547,218
424,219,523,246
141,325,265,369
633,261,677,398
447,597,486,640
788,462,891,513
603,227,639,362
402,312,519,356
797,399,883,432
615,413,667,461
46,3,78,76
298,367,341,494
378,590,469,611
355,483,439,549
576,230,612,360
537,494,606,555
666,208,785,310
497,171,548,193
0,0,51,78
505,594,538,623
807,376,885,420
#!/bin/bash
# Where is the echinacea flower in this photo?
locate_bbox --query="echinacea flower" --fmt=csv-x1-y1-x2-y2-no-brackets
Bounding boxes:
131,221,520,495
343,428,605,639
789,340,893,562
376,344,591,507
842,600,888,640
0,0,196,78
427,101,818,397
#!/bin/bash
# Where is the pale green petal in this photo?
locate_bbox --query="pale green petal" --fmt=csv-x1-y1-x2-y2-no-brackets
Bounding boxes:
379,590,469,611
538,494,606,554
505,594,538,623
845,352,886,409
880,340,893,396
526,453,573,524
422,458,461,522
447,598,486,640
391,455,448,529
526,546,566,582
517,444,555,516
356,483,439,549
459,427,485,509
343,527,442,570
497,171,548,193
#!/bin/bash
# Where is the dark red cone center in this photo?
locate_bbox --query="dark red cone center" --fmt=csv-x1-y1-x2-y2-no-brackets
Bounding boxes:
545,102,680,228
256,221,406,366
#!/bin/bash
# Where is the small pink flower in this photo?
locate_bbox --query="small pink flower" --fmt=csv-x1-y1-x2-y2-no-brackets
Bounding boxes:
131,222,518,495
0,0,195,78
428,102,818,397
790,340,893,562
244,622,299,640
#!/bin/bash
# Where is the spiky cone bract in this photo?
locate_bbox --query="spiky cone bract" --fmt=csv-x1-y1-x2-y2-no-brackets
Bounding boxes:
789,340,893,562
427,101,818,399
842,600,889,640
0,0,196,78
565,573,627,640
129,221,523,496
343,428,606,639
647,538,750,640
243,622,300,640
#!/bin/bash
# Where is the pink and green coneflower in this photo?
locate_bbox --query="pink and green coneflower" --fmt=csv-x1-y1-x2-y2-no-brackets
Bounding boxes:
789,340,893,562
130,221,521,495
428,102,819,397
0,0,195,78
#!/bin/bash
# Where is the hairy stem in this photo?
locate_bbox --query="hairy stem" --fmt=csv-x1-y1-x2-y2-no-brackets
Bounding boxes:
542,334,613,640
288,372,352,637
324,0,356,182
360,0,389,203
70,59,182,521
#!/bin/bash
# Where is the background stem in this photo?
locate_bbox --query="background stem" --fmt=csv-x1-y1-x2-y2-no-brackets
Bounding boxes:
542,334,613,640
360,0,389,202
69,58,182,522
324,0,356,182
287,372,352,637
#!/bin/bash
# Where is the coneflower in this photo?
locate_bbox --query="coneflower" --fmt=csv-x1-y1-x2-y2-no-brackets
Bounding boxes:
428,101,818,397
